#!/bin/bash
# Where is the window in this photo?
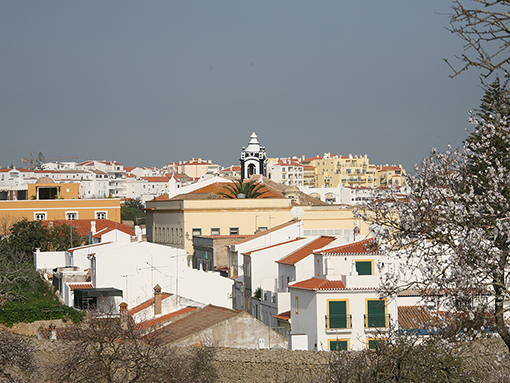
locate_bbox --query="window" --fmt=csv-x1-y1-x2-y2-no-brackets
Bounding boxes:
327,300,349,329
192,228,202,237
34,212,47,220
365,299,387,328
295,296,299,314
66,212,78,220
210,228,220,236
329,339,349,351
367,338,385,349
356,260,373,275
95,211,107,219
257,227,268,232
230,227,239,235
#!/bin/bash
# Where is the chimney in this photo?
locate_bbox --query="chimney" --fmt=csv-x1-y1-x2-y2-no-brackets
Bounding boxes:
154,284,162,316
119,302,129,329
91,221,96,235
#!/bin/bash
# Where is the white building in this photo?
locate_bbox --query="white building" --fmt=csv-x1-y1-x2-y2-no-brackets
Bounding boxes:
268,159,305,186
288,237,398,351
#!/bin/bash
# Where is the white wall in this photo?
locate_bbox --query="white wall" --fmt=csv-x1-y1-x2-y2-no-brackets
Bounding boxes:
34,249,66,271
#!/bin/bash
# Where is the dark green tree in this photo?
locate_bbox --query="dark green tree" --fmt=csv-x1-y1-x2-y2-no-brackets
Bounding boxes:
218,180,267,199
121,198,146,224
4,218,50,257
48,223,84,250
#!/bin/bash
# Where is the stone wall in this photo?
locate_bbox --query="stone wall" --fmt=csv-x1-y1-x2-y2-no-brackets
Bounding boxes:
177,347,331,382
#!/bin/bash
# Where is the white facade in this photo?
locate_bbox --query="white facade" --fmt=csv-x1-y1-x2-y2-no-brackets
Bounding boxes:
288,237,399,351
58,241,233,310
268,159,305,186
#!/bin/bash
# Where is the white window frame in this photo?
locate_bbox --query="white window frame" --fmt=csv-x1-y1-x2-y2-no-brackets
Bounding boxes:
65,211,79,220
95,211,107,219
34,212,47,221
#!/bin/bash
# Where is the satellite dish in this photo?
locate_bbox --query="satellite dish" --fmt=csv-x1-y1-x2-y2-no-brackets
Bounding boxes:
291,207,305,219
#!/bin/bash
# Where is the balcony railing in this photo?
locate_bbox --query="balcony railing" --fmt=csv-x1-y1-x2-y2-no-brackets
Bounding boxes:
325,314,352,329
364,314,391,328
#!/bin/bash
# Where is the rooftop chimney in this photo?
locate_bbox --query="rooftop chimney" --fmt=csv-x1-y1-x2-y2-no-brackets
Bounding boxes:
119,302,129,330
154,284,162,316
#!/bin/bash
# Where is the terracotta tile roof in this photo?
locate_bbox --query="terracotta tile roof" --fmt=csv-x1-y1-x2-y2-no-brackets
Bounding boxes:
243,238,304,256
220,165,241,172
316,238,377,255
141,177,170,182
152,194,169,201
151,305,240,344
41,219,135,237
68,283,93,291
277,236,337,265
169,192,225,201
128,293,173,316
189,181,283,199
274,311,291,321
136,306,198,330
398,306,434,329
289,278,346,291
229,220,298,245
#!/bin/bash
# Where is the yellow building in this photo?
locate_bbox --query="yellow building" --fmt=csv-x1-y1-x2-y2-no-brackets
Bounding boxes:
303,154,375,188
374,165,406,187
302,154,405,188
0,178,121,226
145,197,368,256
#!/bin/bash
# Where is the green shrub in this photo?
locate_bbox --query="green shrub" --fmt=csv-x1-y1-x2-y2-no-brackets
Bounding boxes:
0,300,85,327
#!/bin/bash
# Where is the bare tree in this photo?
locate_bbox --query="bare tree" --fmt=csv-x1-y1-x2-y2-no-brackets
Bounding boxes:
0,330,38,382
51,310,217,383
446,0,510,78
328,331,490,382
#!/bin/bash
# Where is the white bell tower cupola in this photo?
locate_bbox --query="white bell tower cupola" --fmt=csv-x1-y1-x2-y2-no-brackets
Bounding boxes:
240,132,267,181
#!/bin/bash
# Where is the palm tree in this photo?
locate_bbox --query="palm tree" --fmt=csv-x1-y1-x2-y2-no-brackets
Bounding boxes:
218,180,268,199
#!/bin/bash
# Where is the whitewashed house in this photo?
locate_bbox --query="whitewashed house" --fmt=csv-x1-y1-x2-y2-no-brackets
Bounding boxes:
288,237,398,351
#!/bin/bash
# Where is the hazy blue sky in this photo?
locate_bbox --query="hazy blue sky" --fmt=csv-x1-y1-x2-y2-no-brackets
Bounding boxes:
1,1,486,172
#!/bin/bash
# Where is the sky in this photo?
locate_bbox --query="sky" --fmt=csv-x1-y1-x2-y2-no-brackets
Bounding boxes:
0,1,488,173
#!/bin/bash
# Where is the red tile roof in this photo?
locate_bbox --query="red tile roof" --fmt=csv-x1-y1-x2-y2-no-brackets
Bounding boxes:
316,238,377,255
41,219,134,237
274,311,291,321
136,306,198,330
150,305,240,344
141,177,170,182
289,278,346,291
398,306,434,329
68,283,93,291
128,293,173,316
277,236,337,265
191,181,283,199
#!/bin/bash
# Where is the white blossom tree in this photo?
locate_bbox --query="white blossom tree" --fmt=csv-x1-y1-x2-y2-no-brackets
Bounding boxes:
359,80,510,351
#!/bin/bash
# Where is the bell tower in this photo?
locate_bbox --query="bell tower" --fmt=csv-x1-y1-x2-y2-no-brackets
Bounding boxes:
240,132,267,181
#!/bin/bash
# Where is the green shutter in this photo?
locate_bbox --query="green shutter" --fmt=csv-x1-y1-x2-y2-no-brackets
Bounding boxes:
356,261,372,275
368,339,384,349
367,300,386,327
330,340,348,351
329,301,347,328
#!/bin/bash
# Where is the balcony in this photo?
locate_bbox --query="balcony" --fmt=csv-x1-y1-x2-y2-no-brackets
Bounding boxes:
325,314,352,331
364,314,391,330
